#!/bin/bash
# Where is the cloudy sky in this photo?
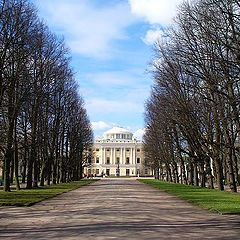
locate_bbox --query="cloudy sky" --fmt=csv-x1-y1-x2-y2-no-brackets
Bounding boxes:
32,0,183,139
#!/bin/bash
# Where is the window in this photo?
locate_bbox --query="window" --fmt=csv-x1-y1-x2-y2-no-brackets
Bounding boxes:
96,169,99,175
137,158,140,164
96,148,99,151
126,157,130,164
88,148,92,152
106,157,110,164
106,149,110,151
116,157,120,164
126,169,130,176
145,168,148,175
96,157,99,163
116,148,120,151
126,149,130,152
137,149,140,152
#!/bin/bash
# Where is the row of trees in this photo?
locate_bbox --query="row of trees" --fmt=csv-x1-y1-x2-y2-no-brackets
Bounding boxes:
0,0,93,191
144,0,240,192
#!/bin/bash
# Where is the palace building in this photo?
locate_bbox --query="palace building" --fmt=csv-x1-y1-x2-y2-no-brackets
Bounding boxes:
85,127,153,177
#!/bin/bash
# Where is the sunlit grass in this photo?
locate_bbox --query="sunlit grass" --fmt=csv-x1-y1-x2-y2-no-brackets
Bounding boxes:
139,179,240,214
0,179,97,206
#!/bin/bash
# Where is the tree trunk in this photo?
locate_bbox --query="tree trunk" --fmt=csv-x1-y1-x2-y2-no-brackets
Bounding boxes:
26,156,33,189
47,155,52,185
52,162,57,184
199,162,206,188
26,109,37,189
205,157,214,189
10,157,14,184
227,148,237,192
155,167,160,179
215,157,224,190
21,156,27,184
21,125,28,184
14,125,20,191
189,162,194,185
40,165,45,186
4,148,13,192
4,118,15,192
193,162,199,186
33,159,39,188
233,150,239,185
180,158,187,184
160,164,164,180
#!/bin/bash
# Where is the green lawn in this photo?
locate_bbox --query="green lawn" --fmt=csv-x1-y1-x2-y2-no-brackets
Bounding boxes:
139,179,240,214
0,179,97,207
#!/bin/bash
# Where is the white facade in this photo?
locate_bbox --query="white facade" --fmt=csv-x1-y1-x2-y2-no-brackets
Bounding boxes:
86,127,152,177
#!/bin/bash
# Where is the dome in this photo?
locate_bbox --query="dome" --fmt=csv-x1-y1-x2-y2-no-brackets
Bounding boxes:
104,127,133,140
105,127,131,135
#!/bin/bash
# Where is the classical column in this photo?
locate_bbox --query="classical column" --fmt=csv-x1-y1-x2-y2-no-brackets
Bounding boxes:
120,148,123,164
123,148,125,164
130,148,133,164
113,148,116,164
101,147,104,164
103,147,106,164
110,148,113,164
133,147,136,164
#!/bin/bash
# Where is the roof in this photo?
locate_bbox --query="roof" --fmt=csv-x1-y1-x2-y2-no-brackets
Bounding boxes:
104,127,132,135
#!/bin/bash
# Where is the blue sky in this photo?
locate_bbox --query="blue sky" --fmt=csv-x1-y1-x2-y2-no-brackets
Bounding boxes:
31,0,183,139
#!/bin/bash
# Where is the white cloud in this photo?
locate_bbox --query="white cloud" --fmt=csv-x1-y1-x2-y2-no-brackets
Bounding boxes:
36,0,184,56
133,128,145,140
142,28,163,45
129,0,183,46
129,0,183,25
36,0,136,58
91,121,115,131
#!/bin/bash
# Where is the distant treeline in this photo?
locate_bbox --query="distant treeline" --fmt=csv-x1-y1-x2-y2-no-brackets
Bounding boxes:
0,0,93,191
144,0,240,192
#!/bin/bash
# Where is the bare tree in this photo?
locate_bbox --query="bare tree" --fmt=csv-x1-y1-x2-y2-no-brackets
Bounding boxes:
0,0,93,191
144,0,240,192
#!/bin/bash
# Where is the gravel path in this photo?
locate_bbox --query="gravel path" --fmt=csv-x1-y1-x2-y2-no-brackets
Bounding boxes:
0,179,240,239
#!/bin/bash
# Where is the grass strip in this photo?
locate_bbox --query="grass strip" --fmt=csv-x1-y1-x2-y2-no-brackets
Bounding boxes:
0,179,98,207
139,179,240,215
